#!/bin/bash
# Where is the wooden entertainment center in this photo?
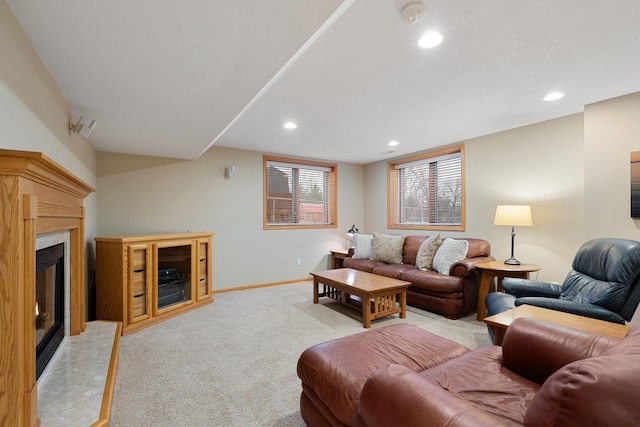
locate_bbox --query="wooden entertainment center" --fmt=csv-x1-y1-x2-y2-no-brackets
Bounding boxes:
95,232,214,335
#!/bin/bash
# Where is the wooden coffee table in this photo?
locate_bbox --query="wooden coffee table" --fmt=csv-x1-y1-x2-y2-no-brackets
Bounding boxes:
311,268,410,328
484,304,630,345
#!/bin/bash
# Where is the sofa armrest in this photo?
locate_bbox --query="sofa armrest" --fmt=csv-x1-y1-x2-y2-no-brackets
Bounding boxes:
450,256,496,278
502,278,562,298
502,317,621,385
514,298,626,324
354,364,507,427
347,247,354,257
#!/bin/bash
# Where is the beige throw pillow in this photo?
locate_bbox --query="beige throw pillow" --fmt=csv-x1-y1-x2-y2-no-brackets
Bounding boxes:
415,234,443,270
432,239,469,275
352,234,373,259
370,232,405,264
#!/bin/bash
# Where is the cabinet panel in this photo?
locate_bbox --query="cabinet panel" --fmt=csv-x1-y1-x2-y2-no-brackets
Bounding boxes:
132,294,146,318
128,245,151,323
132,250,146,270
132,271,146,295
197,240,211,300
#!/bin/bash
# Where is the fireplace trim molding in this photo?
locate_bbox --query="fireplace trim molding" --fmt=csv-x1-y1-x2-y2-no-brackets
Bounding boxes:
0,149,95,427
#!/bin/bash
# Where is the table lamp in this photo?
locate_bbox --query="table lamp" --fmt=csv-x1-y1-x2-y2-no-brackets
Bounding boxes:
494,205,532,265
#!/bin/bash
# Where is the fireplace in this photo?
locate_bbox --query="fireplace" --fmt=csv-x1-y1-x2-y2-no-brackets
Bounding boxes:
35,242,65,380
0,149,95,426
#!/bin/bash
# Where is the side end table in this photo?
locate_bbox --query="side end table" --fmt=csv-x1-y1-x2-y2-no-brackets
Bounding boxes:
484,305,630,345
330,249,349,269
476,260,540,320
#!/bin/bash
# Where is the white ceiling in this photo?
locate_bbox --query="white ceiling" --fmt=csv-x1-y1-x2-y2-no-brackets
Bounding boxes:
8,0,640,164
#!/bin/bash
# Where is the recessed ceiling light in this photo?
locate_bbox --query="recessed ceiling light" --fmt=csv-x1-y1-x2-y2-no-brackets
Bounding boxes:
543,92,564,101
418,31,443,49
388,140,399,147
283,122,297,129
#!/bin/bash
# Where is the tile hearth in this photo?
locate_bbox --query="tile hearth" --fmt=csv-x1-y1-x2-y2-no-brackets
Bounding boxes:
38,321,119,426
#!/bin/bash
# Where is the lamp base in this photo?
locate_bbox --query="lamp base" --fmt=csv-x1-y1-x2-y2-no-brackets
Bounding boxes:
503,257,521,265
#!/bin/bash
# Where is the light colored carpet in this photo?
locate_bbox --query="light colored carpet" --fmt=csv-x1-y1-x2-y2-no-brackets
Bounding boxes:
110,282,493,426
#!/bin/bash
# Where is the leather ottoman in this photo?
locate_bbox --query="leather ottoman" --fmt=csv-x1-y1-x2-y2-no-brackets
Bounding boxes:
296,323,469,426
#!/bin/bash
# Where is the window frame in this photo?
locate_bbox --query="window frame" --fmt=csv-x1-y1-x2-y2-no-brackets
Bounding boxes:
387,144,465,231
263,155,338,230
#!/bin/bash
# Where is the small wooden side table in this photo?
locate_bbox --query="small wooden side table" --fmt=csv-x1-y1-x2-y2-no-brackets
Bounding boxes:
330,250,349,269
475,260,540,320
484,305,630,345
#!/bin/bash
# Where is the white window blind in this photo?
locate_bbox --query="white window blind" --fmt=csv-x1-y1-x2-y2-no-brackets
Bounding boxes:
389,147,464,229
265,158,336,227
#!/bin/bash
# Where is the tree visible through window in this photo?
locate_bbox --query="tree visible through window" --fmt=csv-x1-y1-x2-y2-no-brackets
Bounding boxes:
388,145,465,231
264,156,337,229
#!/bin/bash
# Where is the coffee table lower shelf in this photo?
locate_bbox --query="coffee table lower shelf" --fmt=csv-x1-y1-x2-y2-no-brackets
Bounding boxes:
311,269,410,328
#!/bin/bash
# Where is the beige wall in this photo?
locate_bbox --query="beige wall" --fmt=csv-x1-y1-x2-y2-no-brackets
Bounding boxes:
0,1,98,308
364,114,585,283
95,91,640,291
585,92,640,240
0,1,97,187
97,146,364,289
363,91,640,289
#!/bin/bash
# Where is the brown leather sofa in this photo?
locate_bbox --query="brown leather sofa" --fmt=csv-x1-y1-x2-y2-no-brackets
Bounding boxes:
298,318,640,426
343,236,493,319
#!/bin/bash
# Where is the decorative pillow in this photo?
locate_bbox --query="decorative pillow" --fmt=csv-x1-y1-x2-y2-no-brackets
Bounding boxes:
432,239,468,275
415,234,443,271
370,232,405,264
352,234,373,259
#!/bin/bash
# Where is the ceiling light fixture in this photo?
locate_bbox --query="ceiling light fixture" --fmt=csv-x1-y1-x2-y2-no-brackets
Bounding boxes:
543,92,564,101
388,140,399,147
401,2,426,24
283,122,298,129
418,31,443,48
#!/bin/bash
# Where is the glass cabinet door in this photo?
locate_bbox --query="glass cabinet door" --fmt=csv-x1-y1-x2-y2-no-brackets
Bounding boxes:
155,241,193,313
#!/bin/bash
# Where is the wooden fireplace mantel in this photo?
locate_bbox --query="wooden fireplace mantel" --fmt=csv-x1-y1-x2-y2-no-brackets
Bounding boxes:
0,149,95,427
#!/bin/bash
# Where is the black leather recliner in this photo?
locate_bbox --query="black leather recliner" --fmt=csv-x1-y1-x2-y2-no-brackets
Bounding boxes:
485,238,640,324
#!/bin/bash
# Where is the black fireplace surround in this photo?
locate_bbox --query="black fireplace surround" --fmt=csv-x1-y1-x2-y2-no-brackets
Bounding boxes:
35,243,65,380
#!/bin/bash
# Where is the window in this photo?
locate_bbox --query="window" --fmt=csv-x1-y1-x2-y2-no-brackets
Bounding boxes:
388,145,464,231
264,155,337,229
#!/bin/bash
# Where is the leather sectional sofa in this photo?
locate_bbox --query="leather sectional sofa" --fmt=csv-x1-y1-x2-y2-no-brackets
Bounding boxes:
297,317,640,426
343,236,493,319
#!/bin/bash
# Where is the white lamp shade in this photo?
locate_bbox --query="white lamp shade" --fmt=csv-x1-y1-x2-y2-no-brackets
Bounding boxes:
494,205,533,227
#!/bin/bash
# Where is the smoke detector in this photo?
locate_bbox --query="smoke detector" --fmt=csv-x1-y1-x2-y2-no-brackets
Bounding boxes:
401,2,426,24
